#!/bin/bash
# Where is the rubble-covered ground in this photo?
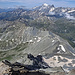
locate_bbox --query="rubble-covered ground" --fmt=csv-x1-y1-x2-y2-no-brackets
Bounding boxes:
0,54,75,75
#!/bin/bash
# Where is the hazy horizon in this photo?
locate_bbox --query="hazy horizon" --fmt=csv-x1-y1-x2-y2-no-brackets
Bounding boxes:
0,0,75,8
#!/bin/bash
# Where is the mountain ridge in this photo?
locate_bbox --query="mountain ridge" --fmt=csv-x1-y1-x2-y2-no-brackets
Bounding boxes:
0,4,75,72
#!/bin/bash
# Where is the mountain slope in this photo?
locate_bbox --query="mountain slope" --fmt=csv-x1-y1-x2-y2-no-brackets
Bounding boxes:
0,4,75,72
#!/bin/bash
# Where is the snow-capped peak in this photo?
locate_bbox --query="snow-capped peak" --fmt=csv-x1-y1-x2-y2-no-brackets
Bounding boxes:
43,3,48,7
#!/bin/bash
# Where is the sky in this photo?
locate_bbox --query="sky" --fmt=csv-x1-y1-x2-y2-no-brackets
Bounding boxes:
0,0,75,8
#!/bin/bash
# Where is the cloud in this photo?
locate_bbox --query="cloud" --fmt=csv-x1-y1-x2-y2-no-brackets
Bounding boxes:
0,0,75,8
0,0,24,2
0,0,74,2
0,0,75,2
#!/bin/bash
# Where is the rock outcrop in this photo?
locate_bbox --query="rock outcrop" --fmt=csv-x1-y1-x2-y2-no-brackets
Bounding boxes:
0,54,66,75
0,54,75,75
0,62,10,75
68,69,75,75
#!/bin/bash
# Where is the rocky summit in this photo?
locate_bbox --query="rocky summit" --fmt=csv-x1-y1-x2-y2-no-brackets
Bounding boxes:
0,54,75,75
0,54,67,75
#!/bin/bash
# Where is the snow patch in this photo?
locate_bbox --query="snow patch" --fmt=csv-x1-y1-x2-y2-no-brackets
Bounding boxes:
38,37,41,40
13,25,15,27
50,8,55,12
37,37,41,42
43,3,48,7
12,39,14,42
65,13,75,20
29,40,33,42
6,40,8,42
0,39,1,41
68,10,75,13
59,45,66,52
23,42,26,43
33,6,38,9
62,9,67,12
57,47,60,50
52,40,55,42
34,38,37,40
49,11,55,15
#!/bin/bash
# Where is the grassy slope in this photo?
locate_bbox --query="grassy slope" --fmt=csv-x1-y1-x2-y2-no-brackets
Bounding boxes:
0,42,29,61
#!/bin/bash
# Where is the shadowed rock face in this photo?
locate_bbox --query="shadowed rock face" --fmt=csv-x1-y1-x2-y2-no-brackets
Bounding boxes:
68,69,75,75
11,71,65,75
11,71,50,75
0,54,66,75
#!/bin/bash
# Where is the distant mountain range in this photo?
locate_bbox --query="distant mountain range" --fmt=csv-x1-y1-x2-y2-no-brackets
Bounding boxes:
0,4,75,20
0,8,15,13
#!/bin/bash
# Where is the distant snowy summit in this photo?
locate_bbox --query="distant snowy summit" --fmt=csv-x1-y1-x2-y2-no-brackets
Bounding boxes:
43,3,49,7
32,3,75,20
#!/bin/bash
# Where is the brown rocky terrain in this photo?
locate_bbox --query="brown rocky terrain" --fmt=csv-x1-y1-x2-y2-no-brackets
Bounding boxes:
0,54,74,75
0,62,10,75
68,69,75,75
0,54,65,75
